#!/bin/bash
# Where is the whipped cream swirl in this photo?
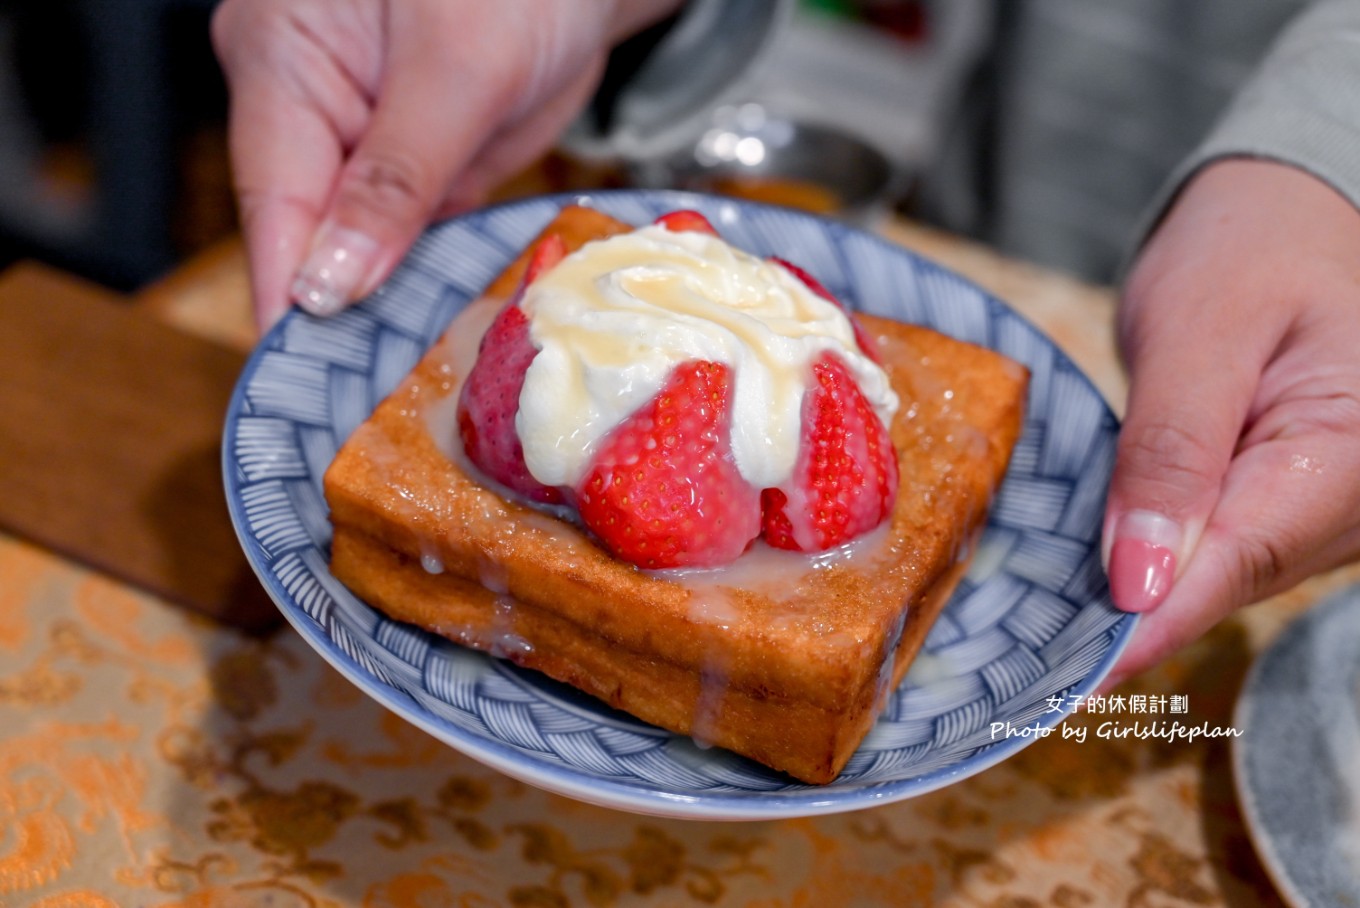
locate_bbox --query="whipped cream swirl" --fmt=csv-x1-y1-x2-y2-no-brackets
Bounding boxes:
515,224,898,490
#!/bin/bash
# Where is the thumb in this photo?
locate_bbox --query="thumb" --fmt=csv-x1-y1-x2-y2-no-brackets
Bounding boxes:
1107,425,1360,684
1102,279,1270,615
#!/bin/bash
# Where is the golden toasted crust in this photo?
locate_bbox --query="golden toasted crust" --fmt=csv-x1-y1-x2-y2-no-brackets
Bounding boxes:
323,206,1028,784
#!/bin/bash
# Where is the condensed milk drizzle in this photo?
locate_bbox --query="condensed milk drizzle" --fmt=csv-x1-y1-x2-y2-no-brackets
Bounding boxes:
419,297,911,606
411,296,983,553
685,592,743,749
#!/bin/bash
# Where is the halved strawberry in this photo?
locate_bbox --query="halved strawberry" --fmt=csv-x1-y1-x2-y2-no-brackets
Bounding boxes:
575,360,760,569
654,209,719,236
770,256,882,364
456,235,567,504
520,233,568,285
762,351,898,552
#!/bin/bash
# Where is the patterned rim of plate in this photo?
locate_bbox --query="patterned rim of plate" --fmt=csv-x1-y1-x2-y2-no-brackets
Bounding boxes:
223,189,1136,820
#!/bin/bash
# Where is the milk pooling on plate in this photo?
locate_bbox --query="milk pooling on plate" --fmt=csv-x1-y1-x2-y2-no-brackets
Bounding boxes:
515,224,899,490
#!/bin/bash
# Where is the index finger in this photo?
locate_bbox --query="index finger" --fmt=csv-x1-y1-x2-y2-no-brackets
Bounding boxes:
214,6,363,329
230,94,340,330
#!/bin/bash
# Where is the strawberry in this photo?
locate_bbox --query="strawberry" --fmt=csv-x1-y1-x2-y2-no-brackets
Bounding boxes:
575,360,760,569
528,233,567,280
654,209,719,236
456,235,566,504
770,256,882,364
762,351,898,552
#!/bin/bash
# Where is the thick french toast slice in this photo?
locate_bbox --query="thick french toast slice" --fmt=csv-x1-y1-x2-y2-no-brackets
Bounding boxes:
323,206,1028,784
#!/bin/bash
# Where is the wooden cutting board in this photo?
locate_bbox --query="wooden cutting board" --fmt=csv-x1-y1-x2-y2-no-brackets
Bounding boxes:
0,263,280,633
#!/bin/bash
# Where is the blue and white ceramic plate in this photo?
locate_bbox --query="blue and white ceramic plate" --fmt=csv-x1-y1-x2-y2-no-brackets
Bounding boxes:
224,189,1134,820
1234,586,1360,906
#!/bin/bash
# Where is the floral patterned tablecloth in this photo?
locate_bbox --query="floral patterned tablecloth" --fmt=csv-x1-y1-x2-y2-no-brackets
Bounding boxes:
4,220,1351,907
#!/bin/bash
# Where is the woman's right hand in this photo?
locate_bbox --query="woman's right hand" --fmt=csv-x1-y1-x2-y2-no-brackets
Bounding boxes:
212,0,681,329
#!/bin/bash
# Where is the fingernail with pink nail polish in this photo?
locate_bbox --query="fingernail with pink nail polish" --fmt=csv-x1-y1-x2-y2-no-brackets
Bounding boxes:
291,226,379,316
1107,510,1180,613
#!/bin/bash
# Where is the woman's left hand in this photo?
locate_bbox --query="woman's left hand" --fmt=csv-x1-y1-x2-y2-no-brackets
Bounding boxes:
1103,157,1360,684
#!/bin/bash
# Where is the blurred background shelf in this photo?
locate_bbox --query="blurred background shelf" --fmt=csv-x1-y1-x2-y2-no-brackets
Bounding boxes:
0,0,232,289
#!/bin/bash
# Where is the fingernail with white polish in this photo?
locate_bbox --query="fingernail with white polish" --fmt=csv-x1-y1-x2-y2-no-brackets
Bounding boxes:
290,226,379,315
1107,510,1181,613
